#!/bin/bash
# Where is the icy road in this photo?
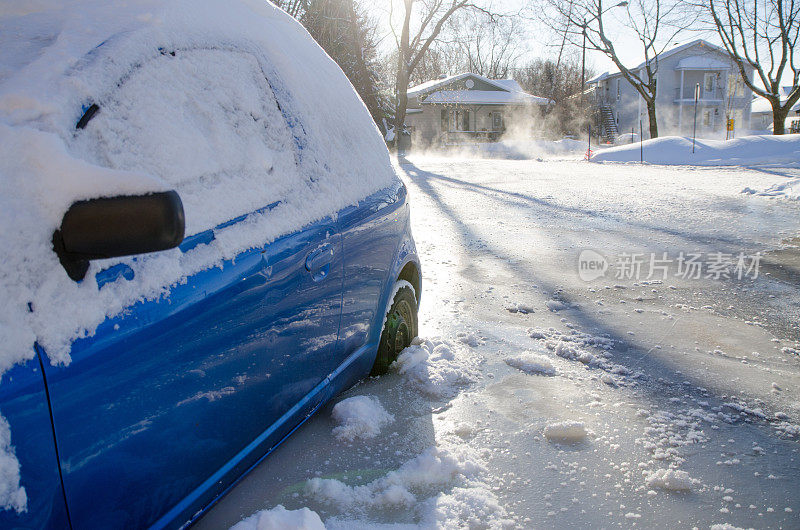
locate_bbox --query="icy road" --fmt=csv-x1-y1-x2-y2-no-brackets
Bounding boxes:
197,156,800,529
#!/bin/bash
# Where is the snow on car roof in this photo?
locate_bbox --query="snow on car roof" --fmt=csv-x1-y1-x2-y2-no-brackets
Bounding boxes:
0,0,394,395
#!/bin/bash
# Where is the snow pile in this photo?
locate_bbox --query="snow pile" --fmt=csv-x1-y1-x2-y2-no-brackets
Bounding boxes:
644,468,698,491
591,134,800,167
304,446,484,509
543,420,588,443
231,505,325,530
394,339,479,398
331,396,393,443
742,178,800,201
420,486,515,528
0,0,394,365
504,352,556,376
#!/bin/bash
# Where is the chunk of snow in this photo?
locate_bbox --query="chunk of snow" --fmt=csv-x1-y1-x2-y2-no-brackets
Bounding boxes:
304,446,484,509
0,416,26,513
231,505,324,530
394,339,478,398
644,468,697,491
504,352,556,376
331,396,393,443
543,421,588,443
546,300,568,312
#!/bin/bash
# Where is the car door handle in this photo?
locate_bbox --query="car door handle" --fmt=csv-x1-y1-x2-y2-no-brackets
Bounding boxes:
305,243,334,280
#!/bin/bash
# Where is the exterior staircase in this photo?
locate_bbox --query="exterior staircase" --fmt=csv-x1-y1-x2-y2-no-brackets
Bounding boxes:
599,104,618,143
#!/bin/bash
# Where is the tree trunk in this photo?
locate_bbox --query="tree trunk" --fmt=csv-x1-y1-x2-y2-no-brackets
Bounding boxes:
646,98,658,139
771,101,788,135
394,64,409,147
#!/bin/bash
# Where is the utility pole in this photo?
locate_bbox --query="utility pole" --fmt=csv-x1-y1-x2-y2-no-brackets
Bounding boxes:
692,83,699,153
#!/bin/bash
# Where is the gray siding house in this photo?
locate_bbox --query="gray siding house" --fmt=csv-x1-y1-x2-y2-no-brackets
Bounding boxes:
404,73,549,147
588,40,754,141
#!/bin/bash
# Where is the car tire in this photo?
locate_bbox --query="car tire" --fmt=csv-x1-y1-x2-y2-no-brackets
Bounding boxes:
371,283,418,376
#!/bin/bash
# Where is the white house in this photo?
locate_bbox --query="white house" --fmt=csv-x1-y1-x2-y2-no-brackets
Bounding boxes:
403,72,549,147
588,39,754,142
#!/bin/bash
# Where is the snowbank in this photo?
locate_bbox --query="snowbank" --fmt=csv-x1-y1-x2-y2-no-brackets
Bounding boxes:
331,396,393,443
543,421,588,443
591,134,800,167
231,505,324,530
504,352,556,376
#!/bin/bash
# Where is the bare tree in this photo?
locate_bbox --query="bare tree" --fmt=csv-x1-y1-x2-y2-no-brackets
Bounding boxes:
389,0,496,139
703,0,800,135
515,54,592,136
547,0,690,138
438,11,524,79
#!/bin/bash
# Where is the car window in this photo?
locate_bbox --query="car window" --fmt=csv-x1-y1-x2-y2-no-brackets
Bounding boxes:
71,49,298,235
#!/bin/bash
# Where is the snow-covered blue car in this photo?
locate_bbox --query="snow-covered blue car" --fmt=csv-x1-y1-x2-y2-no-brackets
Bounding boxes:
0,1,420,527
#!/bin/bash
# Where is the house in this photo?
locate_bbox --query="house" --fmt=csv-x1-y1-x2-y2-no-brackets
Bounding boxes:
751,87,800,132
403,73,549,147
588,39,754,142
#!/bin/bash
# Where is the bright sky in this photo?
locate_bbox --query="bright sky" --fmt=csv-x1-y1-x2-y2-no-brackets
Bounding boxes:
368,0,719,77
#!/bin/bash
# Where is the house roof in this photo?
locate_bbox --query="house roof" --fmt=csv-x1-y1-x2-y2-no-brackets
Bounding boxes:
407,72,548,105
752,93,800,114
588,39,732,84
422,89,547,105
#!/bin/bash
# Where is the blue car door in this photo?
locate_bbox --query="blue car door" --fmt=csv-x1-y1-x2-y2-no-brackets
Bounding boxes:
336,180,408,358
38,49,344,528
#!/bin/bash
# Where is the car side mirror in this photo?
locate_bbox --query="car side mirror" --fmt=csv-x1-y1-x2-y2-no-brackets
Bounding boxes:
53,191,185,281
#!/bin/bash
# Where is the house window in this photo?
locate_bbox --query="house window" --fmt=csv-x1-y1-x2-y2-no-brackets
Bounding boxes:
449,109,470,131
493,112,503,130
441,109,448,130
703,72,717,97
703,109,712,127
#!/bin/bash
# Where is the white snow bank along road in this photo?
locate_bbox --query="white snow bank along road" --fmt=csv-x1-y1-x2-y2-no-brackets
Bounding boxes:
0,0,393,512
591,134,800,167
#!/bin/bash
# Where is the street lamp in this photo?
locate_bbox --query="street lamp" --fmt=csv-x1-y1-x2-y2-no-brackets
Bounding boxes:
580,1,628,92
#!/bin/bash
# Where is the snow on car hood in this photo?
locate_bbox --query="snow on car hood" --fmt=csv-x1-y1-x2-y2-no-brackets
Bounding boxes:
0,1,393,383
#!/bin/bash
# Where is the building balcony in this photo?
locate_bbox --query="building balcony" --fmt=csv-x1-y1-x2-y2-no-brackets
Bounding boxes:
674,86,723,103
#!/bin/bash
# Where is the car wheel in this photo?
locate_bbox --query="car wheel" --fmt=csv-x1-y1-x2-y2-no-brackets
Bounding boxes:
371,283,418,376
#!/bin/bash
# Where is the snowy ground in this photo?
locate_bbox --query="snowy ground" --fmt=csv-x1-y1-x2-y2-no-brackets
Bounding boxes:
196,155,800,529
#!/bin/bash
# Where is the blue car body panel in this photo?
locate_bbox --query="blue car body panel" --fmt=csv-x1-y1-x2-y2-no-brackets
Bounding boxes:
0,355,70,529
38,212,346,529
3,179,419,529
